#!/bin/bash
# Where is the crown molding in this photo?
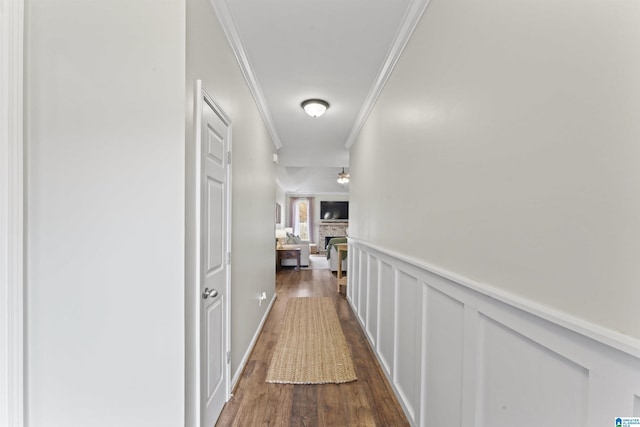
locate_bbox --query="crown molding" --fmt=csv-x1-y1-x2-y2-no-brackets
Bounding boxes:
0,0,25,426
345,0,431,150
208,0,283,149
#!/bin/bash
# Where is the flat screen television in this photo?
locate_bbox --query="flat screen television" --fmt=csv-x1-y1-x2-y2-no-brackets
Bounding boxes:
320,201,349,221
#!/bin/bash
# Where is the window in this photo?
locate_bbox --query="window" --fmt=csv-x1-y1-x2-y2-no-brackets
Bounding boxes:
289,197,314,242
293,198,309,240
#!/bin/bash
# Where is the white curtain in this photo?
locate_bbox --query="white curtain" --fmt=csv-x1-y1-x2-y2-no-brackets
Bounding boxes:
289,197,312,241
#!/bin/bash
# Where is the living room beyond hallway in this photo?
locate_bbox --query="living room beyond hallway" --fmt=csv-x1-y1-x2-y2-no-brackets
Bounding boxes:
215,267,409,426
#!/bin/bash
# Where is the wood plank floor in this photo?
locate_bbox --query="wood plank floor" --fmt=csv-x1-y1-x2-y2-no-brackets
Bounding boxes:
215,267,410,426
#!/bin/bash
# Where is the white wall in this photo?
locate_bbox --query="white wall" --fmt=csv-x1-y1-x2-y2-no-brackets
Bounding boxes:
185,0,276,425
351,1,640,422
350,0,640,340
26,1,185,426
0,1,24,425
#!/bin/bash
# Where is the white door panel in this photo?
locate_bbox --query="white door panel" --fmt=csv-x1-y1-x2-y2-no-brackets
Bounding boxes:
206,177,224,274
199,89,231,427
205,297,224,403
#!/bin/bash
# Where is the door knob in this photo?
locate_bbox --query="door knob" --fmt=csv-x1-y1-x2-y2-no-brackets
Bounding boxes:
202,288,219,299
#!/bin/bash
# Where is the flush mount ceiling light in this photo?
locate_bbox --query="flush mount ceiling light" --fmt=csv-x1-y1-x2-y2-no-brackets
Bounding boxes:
301,99,329,117
337,168,350,184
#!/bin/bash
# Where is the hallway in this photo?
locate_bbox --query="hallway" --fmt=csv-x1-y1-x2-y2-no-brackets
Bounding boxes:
216,267,409,426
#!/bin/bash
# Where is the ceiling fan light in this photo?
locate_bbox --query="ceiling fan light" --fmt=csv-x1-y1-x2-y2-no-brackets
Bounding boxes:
301,99,329,117
337,168,350,184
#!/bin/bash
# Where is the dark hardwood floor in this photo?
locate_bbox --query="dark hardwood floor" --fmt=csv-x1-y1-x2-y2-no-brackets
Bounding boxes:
215,265,410,426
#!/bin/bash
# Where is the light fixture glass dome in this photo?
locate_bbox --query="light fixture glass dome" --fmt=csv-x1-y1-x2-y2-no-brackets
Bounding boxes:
301,99,329,117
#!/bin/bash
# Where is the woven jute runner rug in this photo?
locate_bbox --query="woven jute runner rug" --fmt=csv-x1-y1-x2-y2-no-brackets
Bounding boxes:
266,297,357,384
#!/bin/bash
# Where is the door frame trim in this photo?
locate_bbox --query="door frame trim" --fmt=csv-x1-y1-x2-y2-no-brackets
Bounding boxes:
0,0,25,426
192,80,232,426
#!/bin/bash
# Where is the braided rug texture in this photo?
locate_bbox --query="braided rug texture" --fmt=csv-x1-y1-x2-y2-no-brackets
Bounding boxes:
266,297,357,384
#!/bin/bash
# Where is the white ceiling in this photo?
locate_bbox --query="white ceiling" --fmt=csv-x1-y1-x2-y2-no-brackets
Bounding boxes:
211,0,429,194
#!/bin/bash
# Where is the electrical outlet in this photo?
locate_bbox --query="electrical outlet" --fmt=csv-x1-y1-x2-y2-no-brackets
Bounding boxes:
258,291,267,307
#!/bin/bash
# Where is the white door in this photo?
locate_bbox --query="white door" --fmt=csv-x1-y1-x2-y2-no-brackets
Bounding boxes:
200,93,231,427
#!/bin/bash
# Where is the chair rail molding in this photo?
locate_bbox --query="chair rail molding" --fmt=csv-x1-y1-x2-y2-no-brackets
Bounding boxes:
346,238,640,427
0,0,25,426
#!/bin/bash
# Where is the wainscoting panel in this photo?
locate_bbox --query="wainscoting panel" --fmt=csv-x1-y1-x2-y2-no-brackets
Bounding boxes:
366,256,379,346
357,252,368,326
348,246,360,321
346,246,354,304
377,260,395,378
424,286,465,426
346,239,640,427
476,314,588,426
393,270,421,424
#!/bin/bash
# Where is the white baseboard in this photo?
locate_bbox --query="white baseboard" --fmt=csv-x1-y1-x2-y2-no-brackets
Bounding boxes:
346,238,640,427
231,294,276,389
